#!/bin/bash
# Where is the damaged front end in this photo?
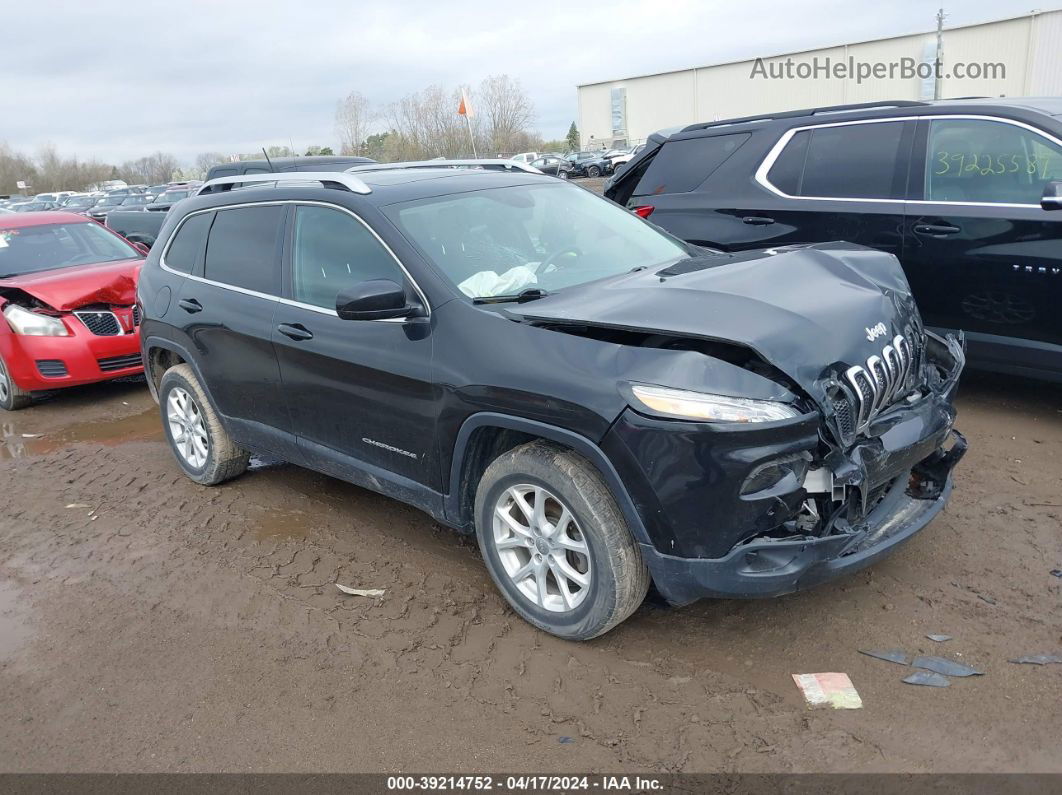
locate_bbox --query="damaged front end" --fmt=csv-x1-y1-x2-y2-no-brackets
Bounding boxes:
602,329,967,606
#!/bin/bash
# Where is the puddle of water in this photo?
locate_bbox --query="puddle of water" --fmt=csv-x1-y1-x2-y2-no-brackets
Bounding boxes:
253,508,316,541
0,407,162,460
0,579,33,662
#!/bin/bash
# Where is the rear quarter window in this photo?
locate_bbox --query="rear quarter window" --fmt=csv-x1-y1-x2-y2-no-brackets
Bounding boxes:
633,133,750,196
163,212,213,273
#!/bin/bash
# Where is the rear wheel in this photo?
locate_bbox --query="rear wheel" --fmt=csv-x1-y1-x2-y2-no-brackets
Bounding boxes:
557,170,570,180
0,355,32,411
159,364,249,485
474,441,650,640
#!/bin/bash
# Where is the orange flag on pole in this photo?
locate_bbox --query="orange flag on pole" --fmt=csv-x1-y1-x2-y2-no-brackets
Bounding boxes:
458,90,473,117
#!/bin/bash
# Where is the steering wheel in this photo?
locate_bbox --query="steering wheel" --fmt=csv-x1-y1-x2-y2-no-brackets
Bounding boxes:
534,246,582,275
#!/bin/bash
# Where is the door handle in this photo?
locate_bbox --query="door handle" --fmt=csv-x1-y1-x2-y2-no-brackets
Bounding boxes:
913,223,961,237
177,298,202,313
742,216,775,226
277,323,314,341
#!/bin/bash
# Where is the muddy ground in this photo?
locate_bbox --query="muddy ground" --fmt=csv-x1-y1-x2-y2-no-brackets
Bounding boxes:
0,369,1058,774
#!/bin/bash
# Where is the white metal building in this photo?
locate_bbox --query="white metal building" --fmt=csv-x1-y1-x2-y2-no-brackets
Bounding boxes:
577,9,1062,149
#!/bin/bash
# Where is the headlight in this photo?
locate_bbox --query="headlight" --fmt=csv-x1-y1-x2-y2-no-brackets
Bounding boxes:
3,304,70,336
629,383,801,423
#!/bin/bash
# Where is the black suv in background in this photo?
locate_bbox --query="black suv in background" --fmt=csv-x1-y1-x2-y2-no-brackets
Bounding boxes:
606,98,1062,382
138,163,965,640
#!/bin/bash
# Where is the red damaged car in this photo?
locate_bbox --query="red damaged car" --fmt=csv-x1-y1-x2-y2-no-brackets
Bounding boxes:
0,212,145,410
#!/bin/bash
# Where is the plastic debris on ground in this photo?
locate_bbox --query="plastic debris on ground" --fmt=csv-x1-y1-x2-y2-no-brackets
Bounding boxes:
1051,570,1062,578
791,673,863,709
911,656,984,677
858,648,909,665
558,736,574,744
903,670,951,687
1008,655,1062,665
335,584,385,597
926,634,953,643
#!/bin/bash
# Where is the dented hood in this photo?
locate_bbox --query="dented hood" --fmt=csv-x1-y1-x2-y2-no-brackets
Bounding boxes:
0,258,142,310
512,243,920,403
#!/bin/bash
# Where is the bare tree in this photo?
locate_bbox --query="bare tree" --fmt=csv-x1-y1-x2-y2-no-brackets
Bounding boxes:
194,152,229,177
477,75,536,155
335,92,375,156
118,151,179,185
0,142,39,194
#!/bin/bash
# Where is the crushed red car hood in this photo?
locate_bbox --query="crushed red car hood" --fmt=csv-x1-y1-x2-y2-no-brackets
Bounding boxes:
0,258,143,310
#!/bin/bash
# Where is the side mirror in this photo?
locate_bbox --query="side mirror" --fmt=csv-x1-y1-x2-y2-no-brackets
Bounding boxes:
131,241,151,255
336,279,416,321
1041,181,1062,211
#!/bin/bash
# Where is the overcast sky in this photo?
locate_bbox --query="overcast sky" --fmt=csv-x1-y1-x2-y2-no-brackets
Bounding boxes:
0,0,1043,164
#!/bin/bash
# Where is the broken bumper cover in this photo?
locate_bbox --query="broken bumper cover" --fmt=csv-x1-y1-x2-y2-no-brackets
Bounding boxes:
645,430,966,605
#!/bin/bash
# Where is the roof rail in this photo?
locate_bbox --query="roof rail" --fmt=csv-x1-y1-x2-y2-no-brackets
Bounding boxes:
682,100,929,133
195,171,373,196
346,159,543,175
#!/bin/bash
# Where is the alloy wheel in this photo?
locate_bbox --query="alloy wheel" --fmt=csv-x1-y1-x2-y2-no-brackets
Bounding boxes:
0,359,9,403
492,484,592,612
166,386,209,469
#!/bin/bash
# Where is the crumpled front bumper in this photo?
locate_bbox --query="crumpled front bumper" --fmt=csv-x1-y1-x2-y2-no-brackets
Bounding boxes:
642,429,966,605
604,330,967,606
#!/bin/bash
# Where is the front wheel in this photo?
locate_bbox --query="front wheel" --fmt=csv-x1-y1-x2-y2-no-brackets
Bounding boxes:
587,166,601,178
474,441,650,640
0,354,32,411
557,170,569,180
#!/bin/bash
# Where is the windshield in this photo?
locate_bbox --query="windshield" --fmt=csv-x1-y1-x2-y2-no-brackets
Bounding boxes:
387,182,687,299
64,197,96,209
0,221,138,276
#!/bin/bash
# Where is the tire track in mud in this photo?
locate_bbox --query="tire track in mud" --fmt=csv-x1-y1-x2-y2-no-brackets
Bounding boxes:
0,438,887,772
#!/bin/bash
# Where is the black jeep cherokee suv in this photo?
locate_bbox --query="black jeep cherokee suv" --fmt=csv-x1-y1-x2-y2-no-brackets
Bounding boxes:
138,164,966,639
606,98,1062,383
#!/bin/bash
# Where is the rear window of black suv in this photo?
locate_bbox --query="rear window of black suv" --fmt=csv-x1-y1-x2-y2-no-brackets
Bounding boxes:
632,133,750,196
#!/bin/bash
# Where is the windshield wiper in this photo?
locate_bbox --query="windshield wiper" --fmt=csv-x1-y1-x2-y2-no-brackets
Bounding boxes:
473,288,550,304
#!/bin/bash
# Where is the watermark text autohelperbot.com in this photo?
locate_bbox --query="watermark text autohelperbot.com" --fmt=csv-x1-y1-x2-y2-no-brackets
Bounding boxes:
750,57,1005,84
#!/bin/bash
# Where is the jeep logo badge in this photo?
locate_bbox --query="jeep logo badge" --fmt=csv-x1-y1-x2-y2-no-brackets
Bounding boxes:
865,322,888,342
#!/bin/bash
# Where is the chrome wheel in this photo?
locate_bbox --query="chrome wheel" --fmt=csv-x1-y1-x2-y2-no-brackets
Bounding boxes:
0,360,9,403
166,386,209,469
492,484,591,612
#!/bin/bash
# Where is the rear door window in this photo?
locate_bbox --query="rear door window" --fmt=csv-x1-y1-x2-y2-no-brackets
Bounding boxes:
633,133,750,196
795,121,907,199
203,205,284,294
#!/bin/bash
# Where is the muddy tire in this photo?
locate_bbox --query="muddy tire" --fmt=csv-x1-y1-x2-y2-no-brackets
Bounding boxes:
0,354,32,411
474,441,650,640
158,363,249,485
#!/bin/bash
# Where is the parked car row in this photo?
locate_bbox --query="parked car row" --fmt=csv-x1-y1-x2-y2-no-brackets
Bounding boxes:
512,145,647,179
